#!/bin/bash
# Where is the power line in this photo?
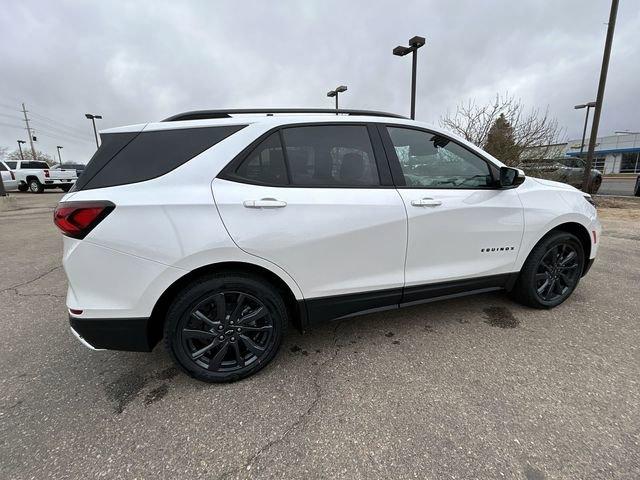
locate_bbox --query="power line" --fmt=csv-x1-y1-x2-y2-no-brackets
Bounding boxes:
29,110,90,136
30,120,93,143
0,121,24,130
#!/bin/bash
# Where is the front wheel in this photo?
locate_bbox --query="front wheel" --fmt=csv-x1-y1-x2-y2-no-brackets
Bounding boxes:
164,273,286,383
510,231,585,309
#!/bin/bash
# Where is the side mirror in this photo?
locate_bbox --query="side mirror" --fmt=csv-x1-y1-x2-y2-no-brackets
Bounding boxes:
499,166,525,188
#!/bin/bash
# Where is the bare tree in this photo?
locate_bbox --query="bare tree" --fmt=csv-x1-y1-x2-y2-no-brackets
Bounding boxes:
440,93,565,166
6,148,55,165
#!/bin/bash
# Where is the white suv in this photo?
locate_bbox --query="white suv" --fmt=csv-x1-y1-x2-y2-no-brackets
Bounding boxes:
55,109,601,382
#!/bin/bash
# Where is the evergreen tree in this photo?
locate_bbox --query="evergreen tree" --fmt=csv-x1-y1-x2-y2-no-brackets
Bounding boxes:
484,113,520,163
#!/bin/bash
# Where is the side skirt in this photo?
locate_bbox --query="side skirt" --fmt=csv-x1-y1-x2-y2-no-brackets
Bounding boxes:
300,273,516,326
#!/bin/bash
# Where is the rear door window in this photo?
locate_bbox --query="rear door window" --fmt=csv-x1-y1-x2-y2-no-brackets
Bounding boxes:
282,125,380,186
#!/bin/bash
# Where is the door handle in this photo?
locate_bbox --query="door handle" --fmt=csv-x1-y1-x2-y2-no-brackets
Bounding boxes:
243,198,287,209
410,198,442,207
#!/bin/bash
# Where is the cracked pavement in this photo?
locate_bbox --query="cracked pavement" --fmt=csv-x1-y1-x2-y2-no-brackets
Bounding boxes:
1,192,639,479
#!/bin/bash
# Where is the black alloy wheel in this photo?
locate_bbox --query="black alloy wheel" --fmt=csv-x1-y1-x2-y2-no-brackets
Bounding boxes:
534,243,581,303
183,291,274,372
510,231,585,309
165,273,286,383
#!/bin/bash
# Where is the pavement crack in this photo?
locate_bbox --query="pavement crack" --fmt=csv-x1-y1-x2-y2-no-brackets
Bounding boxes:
0,265,63,297
216,321,345,480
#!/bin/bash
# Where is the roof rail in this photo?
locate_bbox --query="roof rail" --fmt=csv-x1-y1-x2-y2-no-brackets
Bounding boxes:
162,108,407,122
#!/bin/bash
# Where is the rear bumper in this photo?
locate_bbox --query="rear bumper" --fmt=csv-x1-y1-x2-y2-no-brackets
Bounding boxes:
69,315,156,352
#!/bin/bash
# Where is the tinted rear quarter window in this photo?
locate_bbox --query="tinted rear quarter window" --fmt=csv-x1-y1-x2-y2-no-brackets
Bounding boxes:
75,125,245,191
6,161,17,169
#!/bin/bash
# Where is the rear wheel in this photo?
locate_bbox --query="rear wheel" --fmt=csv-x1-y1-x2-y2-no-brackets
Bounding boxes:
28,178,43,193
60,184,72,192
511,231,584,309
164,273,286,383
18,184,28,192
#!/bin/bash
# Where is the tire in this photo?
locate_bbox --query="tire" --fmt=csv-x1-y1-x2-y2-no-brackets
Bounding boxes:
18,184,28,192
588,176,602,194
164,272,286,383
28,178,44,193
60,184,72,192
510,231,585,309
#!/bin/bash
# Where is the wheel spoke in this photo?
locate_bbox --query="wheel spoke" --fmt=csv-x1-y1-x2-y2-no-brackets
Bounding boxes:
183,329,216,341
559,250,576,266
213,293,226,322
535,273,548,282
543,279,556,300
560,263,578,271
240,324,272,332
239,334,266,356
230,294,246,322
231,341,245,368
192,310,219,328
537,279,549,295
191,338,223,360
237,306,267,326
208,342,229,371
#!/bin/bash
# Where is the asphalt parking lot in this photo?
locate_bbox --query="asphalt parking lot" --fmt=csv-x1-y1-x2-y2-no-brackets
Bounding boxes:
1,192,639,480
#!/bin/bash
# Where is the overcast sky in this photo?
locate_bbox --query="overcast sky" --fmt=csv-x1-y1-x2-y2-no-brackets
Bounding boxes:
1,0,638,164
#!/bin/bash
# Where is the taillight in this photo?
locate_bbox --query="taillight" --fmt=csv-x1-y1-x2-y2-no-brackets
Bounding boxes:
44,169,50,178
54,201,115,239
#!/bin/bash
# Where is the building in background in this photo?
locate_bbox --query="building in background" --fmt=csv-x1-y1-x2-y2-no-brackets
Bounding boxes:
565,132,640,174
522,132,640,175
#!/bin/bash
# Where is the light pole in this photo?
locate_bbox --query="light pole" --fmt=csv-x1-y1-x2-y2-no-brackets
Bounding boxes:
17,140,26,160
56,145,64,165
85,113,103,148
574,102,596,160
393,36,426,120
327,85,348,113
583,0,619,192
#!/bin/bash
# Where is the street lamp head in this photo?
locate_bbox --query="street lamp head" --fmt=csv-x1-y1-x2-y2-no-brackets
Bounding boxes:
17,140,26,144
393,46,411,56
574,104,586,109
327,90,336,98
57,145,63,149
409,36,426,48
335,85,347,93
85,113,103,119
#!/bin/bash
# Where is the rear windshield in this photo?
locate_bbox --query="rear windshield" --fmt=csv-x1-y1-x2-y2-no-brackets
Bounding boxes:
74,125,245,191
21,161,50,169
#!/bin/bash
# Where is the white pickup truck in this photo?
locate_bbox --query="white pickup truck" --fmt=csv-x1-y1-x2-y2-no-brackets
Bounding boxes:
5,160,77,193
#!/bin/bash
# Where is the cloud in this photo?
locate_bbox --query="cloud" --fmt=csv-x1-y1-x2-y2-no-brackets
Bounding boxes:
1,0,638,163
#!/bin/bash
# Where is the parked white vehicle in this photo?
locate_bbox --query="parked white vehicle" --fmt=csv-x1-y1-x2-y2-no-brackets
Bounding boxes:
55,109,601,383
0,161,18,191
9,160,76,193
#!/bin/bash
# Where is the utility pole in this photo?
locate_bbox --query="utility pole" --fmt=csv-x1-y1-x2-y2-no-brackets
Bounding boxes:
583,0,619,192
56,146,64,165
21,103,37,160
17,140,26,160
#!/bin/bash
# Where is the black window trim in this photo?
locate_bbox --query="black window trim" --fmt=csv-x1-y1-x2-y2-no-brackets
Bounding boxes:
218,122,395,189
376,123,502,190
